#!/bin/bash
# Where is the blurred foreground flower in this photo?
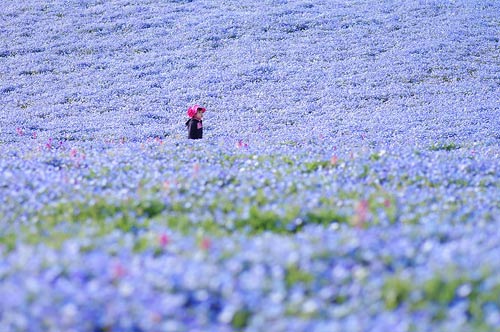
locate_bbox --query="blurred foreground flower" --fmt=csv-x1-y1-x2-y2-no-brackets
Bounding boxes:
112,262,127,279
352,200,369,228
200,238,211,250
159,233,170,248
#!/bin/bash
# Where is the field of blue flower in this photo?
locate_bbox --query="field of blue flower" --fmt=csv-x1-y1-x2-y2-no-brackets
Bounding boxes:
1,0,499,331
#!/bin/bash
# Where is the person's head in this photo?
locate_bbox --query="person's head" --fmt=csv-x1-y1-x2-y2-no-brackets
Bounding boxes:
187,104,206,119
195,107,204,120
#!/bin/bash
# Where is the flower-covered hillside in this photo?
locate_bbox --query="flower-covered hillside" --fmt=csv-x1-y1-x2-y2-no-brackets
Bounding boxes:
1,0,498,144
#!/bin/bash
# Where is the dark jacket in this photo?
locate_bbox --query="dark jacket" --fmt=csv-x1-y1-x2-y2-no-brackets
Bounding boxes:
186,118,203,139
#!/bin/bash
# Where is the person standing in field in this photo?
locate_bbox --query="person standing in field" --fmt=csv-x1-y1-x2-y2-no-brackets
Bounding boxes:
185,104,205,139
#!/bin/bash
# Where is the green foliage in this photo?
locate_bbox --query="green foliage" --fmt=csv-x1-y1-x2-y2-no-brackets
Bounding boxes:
37,196,166,238
306,208,349,226
367,190,398,225
165,215,191,234
381,266,500,328
0,233,17,252
422,275,462,305
234,204,350,234
133,236,150,253
359,164,370,178
303,160,334,173
231,309,252,329
136,199,165,219
382,275,413,310
370,153,381,161
235,206,282,234
285,264,314,288
429,142,459,151
281,156,295,166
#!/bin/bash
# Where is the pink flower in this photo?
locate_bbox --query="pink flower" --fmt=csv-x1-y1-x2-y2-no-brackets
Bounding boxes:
46,138,53,150
16,127,24,136
159,233,169,247
200,238,211,250
193,163,200,174
112,262,126,279
236,140,248,149
352,200,369,228
163,179,178,191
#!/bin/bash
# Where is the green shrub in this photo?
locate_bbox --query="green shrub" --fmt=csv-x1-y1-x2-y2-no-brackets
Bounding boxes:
382,276,413,310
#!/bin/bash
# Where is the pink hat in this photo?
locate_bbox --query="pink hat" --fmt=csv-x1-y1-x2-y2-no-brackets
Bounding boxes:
187,104,206,118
